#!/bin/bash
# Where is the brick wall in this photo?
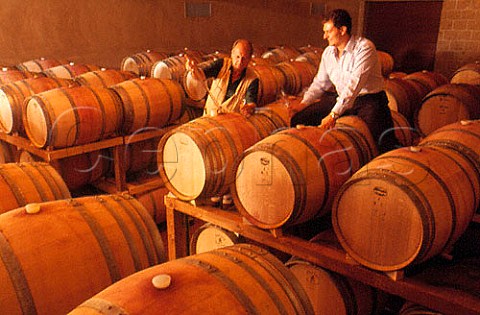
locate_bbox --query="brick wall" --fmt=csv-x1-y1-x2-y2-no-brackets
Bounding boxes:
434,0,480,78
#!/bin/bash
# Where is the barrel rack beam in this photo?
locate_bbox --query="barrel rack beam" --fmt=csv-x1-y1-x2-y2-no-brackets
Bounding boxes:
0,127,173,195
165,195,480,315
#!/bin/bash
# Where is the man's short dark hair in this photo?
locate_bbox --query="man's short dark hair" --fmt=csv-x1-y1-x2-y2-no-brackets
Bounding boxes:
232,39,254,57
324,9,352,35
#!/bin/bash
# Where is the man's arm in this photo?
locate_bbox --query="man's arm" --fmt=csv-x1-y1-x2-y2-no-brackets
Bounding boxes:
241,78,259,117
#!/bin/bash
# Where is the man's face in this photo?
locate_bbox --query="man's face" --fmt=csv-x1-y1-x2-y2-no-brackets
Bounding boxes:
323,21,343,47
231,43,251,72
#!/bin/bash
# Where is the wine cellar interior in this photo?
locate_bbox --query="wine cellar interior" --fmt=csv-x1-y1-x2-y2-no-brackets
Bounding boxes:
0,1,479,314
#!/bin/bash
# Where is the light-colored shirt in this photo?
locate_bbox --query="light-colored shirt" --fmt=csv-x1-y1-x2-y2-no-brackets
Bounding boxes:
302,35,384,115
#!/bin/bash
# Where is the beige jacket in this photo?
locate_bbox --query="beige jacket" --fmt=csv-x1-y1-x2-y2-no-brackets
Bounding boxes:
204,58,257,115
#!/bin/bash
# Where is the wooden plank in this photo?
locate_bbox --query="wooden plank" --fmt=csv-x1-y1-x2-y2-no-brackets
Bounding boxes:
91,178,118,194
123,125,176,145
165,195,188,260
166,196,480,315
113,145,127,192
0,132,123,160
127,177,164,195
93,175,164,195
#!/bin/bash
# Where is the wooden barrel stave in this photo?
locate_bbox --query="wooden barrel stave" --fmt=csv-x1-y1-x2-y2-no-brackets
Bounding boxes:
190,223,243,254
75,69,137,88
450,61,480,85
16,58,69,73
0,76,77,134
67,244,313,315
251,65,286,106
0,194,165,315
233,122,371,229
23,85,123,148
415,83,480,136
286,258,381,315
120,50,169,77
332,146,478,271
43,64,101,80
110,77,185,135
0,162,71,215
158,113,263,200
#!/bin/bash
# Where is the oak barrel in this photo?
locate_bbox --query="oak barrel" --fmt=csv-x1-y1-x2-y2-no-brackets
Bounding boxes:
75,69,137,88
403,70,448,91
0,140,17,163
174,105,204,125
251,65,286,106
151,55,192,82
135,186,170,224
0,194,165,315
120,50,169,77
297,45,324,54
23,85,123,148
332,146,479,271
377,50,394,77
0,68,38,85
16,58,68,73
68,244,313,315
110,77,185,135
0,76,77,134
42,63,101,79
190,223,243,255
384,77,424,123
261,46,300,64
182,65,208,101
250,56,274,66
419,119,480,175
390,110,418,147
275,61,316,96
415,83,480,136
450,61,480,85
0,162,71,215
286,258,381,315
248,98,291,136
157,113,266,200
123,136,162,176
18,149,111,191
295,51,322,68
233,117,375,229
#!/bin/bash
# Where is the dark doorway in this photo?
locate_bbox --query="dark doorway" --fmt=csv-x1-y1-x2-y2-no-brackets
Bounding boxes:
364,1,443,73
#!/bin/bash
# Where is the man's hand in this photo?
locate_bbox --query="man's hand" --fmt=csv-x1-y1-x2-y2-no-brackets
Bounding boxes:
240,103,256,117
319,114,336,129
185,55,205,81
287,99,305,118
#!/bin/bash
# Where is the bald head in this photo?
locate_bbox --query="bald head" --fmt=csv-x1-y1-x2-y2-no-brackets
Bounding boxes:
231,39,253,72
232,39,254,57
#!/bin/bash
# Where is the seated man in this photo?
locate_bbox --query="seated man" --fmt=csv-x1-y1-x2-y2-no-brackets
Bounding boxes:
289,9,399,153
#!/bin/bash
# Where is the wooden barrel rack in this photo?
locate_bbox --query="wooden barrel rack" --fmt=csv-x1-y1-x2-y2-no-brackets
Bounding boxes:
0,127,173,195
165,195,480,315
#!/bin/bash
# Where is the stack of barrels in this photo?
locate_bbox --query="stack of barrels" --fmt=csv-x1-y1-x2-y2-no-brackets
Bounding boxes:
332,119,479,272
120,45,323,108
383,61,480,142
1,49,477,314
0,57,189,191
0,156,165,315
0,189,166,314
155,103,392,313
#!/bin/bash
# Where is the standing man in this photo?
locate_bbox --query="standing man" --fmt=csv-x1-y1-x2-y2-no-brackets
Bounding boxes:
185,39,259,208
289,9,399,153
186,39,259,117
